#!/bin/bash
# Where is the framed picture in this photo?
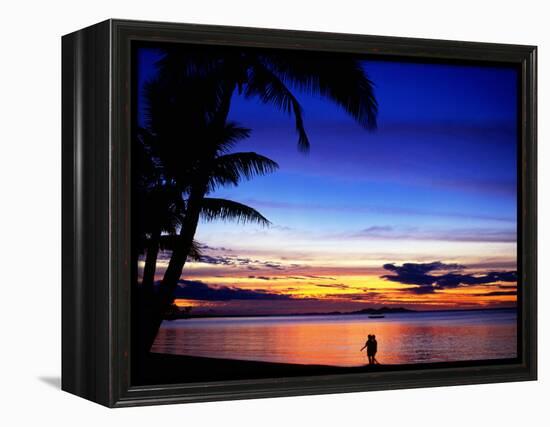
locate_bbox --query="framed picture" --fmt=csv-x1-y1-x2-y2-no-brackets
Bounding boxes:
62,19,537,407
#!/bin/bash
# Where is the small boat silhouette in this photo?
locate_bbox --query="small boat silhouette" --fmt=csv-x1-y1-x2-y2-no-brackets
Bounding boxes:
368,314,385,319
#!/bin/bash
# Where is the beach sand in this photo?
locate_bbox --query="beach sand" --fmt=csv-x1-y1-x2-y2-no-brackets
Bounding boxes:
133,352,516,385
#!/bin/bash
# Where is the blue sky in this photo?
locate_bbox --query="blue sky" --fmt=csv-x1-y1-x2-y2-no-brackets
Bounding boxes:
136,47,518,312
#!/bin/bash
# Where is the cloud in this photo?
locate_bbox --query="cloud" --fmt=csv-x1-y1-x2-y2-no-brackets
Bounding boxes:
321,292,373,301
381,261,517,294
198,244,233,252
352,226,516,243
270,224,295,232
246,275,336,282
434,271,517,288
195,254,288,270
315,283,350,290
319,291,413,302
303,274,337,280
382,262,465,285
497,284,517,289
263,262,285,270
360,225,393,235
244,199,515,223
173,280,294,301
468,260,517,270
473,290,517,297
197,254,235,265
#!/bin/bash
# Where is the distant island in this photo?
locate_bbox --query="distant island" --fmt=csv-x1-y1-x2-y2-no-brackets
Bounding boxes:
163,305,516,320
290,307,416,317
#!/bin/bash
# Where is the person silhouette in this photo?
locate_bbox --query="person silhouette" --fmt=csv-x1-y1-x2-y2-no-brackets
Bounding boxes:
360,334,379,365
371,335,379,364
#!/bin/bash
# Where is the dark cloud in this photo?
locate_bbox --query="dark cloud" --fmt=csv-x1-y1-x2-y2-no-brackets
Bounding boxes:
303,274,336,280
196,254,287,270
263,262,285,270
407,286,439,295
199,244,232,252
435,271,517,288
248,275,283,281
382,261,465,286
198,254,235,265
321,292,415,302
383,261,466,273
173,280,294,301
315,283,350,290
322,293,373,301
473,290,517,297
381,262,517,294
268,275,336,281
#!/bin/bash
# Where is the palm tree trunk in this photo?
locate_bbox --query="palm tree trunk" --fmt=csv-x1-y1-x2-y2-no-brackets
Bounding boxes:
142,181,208,351
142,226,161,290
132,236,154,376
160,182,207,301
141,81,236,352
135,227,162,359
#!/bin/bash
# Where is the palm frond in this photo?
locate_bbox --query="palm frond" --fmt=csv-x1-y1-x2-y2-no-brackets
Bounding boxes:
157,236,203,261
209,152,279,189
188,240,204,261
264,52,378,130
155,47,227,81
154,49,242,126
200,198,271,226
212,121,252,154
245,58,310,152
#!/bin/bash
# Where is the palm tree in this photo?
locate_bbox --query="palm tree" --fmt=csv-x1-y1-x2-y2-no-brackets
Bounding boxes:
147,146,278,352
155,46,378,306
138,79,279,289
136,79,279,352
134,126,203,295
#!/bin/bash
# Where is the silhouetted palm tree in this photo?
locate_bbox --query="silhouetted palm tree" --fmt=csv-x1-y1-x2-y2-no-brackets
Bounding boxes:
137,109,278,270
137,78,279,351
136,128,212,291
155,46,378,307
137,47,378,353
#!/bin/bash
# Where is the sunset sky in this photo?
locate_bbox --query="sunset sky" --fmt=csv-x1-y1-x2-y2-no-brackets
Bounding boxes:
137,48,519,315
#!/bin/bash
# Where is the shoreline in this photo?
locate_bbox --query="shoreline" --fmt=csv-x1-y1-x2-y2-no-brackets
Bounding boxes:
134,352,518,385
164,306,517,321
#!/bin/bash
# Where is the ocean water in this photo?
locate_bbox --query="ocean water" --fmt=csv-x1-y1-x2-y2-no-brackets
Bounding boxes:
151,309,517,366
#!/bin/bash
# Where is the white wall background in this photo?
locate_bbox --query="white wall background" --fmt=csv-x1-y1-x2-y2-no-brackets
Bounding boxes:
0,0,547,425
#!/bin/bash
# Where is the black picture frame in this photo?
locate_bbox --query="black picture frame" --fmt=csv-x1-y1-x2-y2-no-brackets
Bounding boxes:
62,19,537,407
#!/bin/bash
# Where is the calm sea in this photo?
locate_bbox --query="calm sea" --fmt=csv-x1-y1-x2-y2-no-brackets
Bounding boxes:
151,308,517,366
